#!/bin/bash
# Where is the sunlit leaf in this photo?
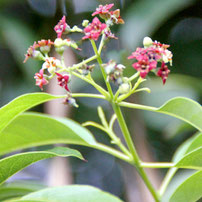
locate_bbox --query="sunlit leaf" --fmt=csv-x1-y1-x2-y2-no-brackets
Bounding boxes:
0,147,83,185
0,113,97,155
18,185,123,202
175,147,202,170
156,97,202,132
121,97,202,131
0,93,64,133
169,171,202,202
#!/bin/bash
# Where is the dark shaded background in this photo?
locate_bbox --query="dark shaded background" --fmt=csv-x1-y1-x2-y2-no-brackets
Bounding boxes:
0,0,201,201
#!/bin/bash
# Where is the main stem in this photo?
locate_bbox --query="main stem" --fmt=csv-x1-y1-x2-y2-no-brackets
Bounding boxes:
92,37,160,201
112,104,160,202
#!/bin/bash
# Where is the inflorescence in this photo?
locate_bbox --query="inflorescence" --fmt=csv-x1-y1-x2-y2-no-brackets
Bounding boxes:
24,3,173,106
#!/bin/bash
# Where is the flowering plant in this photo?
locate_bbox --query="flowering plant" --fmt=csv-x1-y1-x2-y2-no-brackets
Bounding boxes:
0,3,201,202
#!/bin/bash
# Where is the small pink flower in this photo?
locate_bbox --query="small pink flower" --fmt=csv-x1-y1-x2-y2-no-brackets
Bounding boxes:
34,69,48,90
54,16,70,38
82,17,107,41
132,56,157,78
55,72,70,91
38,39,54,47
92,4,114,16
110,9,124,24
104,30,118,39
24,42,40,63
157,62,170,84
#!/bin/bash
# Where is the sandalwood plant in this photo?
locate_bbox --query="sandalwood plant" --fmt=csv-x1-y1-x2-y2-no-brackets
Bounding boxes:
0,3,201,202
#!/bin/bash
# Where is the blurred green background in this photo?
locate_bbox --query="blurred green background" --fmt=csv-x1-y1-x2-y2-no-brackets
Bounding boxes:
0,0,201,201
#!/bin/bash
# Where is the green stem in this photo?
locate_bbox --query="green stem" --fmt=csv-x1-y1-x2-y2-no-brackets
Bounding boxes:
112,104,160,201
141,162,174,168
91,40,114,98
119,101,157,111
92,143,131,163
159,168,178,197
71,93,105,99
128,71,140,82
71,71,110,99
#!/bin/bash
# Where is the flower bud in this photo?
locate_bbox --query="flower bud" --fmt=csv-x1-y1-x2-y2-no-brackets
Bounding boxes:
82,20,89,27
119,83,130,94
64,97,78,108
55,47,66,55
54,38,64,48
40,46,51,54
71,25,83,33
143,37,153,47
32,50,44,61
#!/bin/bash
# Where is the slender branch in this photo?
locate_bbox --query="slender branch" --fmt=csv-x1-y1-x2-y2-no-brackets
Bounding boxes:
128,71,140,82
141,162,174,168
91,143,131,163
159,168,178,197
71,71,110,98
119,101,157,111
91,40,114,98
71,93,105,99
109,114,117,130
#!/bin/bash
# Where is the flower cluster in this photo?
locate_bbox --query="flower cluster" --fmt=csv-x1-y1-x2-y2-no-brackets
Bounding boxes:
92,3,124,24
128,37,173,84
83,17,107,41
23,3,173,107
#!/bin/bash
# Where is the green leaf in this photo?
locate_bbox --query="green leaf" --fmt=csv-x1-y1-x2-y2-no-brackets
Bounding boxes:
156,97,202,132
172,132,202,163
0,113,97,155
0,181,45,201
169,171,202,202
186,132,202,154
0,93,64,133
17,185,123,202
175,147,202,170
0,147,83,185
121,97,202,131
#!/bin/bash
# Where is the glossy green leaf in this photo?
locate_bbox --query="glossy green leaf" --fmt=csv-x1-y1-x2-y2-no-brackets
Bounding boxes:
0,113,97,155
186,132,202,154
169,171,202,202
120,0,194,49
121,97,202,131
0,181,45,201
18,185,123,202
175,147,202,170
0,93,64,133
0,147,83,185
156,97,202,132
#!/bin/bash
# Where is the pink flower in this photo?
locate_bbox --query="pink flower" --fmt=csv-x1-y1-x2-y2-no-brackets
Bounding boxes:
132,56,157,78
110,9,124,24
38,39,54,47
54,16,70,38
24,42,40,63
55,72,70,91
104,30,118,39
157,62,170,84
82,17,107,41
34,69,48,90
92,4,114,16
